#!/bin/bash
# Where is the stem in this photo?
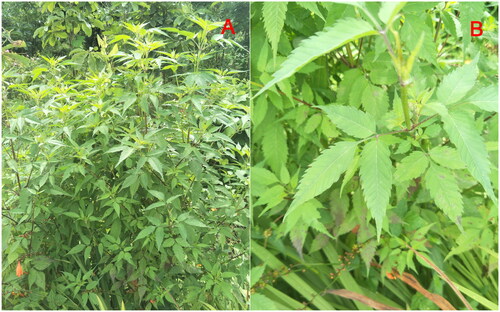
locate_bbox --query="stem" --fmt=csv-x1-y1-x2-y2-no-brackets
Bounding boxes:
434,14,442,42
345,43,355,67
356,38,364,65
9,139,22,191
400,84,412,129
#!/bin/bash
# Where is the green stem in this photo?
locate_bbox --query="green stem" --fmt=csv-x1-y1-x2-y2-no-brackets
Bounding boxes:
400,84,412,129
345,43,355,67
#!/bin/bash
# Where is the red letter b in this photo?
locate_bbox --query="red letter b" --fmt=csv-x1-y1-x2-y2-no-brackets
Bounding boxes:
471,21,483,37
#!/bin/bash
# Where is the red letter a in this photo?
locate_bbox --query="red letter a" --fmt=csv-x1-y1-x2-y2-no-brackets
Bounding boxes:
221,19,235,35
471,21,483,37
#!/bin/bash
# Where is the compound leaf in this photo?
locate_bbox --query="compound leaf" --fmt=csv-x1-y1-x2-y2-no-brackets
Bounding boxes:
286,141,358,216
438,107,496,202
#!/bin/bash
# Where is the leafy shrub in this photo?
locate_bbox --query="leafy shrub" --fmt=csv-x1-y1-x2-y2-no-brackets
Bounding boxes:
2,3,249,310
251,2,497,310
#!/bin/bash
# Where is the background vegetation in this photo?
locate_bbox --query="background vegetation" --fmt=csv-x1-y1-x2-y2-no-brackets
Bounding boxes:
251,2,498,310
2,2,249,309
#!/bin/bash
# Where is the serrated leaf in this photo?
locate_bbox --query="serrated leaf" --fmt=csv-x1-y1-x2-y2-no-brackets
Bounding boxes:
255,18,377,97
436,59,478,105
340,154,360,195
394,151,429,181
304,113,322,134
360,239,377,273
361,83,389,119
429,146,466,169
250,265,266,288
254,185,285,207
262,2,288,59
115,146,135,168
251,167,280,186
262,122,288,173
319,105,376,138
337,69,362,104
297,2,325,21
359,139,393,239
287,141,358,215
134,226,156,241
459,2,484,52
425,163,463,223
67,244,86,255
438,107,496,202
400,13,436,64
147,157,164,179
464,85,498,112
349,75,370,108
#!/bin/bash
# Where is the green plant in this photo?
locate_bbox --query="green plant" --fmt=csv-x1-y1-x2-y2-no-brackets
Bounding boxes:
3,2,249,309
251,1,497,310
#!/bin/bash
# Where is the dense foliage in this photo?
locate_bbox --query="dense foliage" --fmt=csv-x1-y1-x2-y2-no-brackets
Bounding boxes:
251,2,498,310
2,2,249,310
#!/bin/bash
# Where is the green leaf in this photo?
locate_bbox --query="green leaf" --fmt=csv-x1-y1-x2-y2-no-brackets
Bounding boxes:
147,157,164,179
287,141,358,215
67,244,86,255
424,163,463,223
296,2,325,21
262,2,288,59
319,104,376,138
115,146,135,168
155,228,164,251
340,154,360,195
304,113,322,134
429,146,466,169
464,85,498,112
262,122,288,173
378,2,406,25
134,226,156,241
255,18,377,97
359,139,393,239
361,83,389,119
173,244,185,262
254,184,286,208
337,69,362,104
459,2,484,52
250,265,266,288
394,151,429,181
32,256,52,270
438,107,496,202
400,13,436,64
183,217,208,228
251,167,279,186
436,59,478,105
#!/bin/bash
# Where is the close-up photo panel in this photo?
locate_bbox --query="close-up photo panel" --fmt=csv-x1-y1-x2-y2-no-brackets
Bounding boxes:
1,1,499,311
250,1,498,311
